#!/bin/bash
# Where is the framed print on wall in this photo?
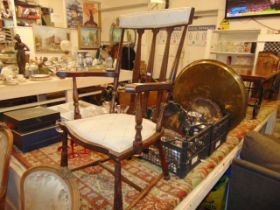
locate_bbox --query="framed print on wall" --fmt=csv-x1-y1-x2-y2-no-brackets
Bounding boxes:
33,26,71,53
78,26,100,49
66,0,101,28
82,0,101,27
110,26,136,44
111,27,122,43
66,0,83,28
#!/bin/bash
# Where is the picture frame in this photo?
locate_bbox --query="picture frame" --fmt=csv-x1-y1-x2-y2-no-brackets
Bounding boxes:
33,26,71,53
66,0,101,28
110,27,136,44
78,26,100,49
66,0,83,28
82,0,101,27
111,27,122,43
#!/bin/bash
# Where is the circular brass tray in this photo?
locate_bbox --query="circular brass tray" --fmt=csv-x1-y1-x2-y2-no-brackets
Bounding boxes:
173,59,247,128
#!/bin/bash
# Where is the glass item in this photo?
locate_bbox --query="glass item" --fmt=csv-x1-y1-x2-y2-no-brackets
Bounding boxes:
105,56,113,68
77,53,84,68
102,101,110,113
85,53,93,66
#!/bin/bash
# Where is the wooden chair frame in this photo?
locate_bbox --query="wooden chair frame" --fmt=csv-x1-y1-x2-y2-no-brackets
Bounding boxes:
57,8,194,210
20,165,80,210
0,123,13,209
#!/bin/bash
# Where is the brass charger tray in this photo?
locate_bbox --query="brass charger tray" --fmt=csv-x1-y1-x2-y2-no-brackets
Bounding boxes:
173,59,247,128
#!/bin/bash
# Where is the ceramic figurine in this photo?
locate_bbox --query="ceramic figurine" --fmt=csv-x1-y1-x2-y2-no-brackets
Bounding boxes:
14,34,29,75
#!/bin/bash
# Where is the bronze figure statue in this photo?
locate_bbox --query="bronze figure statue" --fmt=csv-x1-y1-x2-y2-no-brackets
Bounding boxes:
14,34,29,75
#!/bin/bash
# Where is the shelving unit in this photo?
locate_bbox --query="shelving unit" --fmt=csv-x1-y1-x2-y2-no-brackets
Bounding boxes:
210,51,255,56
205,29,262,74
14,0,42,26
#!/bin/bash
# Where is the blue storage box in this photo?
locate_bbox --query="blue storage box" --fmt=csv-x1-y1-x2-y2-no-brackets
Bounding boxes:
12,125,60,153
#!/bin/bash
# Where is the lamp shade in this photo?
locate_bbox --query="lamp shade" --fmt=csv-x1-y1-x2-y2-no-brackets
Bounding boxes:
60,40,71,53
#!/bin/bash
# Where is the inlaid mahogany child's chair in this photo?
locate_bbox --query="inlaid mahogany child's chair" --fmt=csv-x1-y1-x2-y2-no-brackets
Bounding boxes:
20,165,80,210
56,7,194,210
0,123,13,209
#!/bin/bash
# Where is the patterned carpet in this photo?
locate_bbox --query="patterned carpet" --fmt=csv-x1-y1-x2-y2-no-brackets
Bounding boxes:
12,100,280,210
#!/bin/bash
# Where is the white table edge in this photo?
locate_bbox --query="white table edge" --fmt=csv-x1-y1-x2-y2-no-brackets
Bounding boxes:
175,108,277,210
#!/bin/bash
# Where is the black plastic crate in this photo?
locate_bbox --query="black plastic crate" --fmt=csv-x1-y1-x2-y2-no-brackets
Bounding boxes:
209,112,231,155
142,126,211,178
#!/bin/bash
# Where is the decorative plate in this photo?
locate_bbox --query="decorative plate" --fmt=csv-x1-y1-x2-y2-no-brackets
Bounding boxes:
30,74,51,81
189,97,223,122
173,59,247,128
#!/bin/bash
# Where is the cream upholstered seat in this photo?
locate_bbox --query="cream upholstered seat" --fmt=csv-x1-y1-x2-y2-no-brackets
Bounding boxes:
65,114,156,155
0,123,13,209
20,166,80,210
57,7,194,210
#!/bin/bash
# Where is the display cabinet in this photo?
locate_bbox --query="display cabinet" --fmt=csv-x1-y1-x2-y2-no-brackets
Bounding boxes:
204,29,262,74
0,27,16,64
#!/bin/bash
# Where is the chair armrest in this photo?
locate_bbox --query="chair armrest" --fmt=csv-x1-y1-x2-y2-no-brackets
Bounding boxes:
228,158,280,210
125,81,172,93
56,71,117,78
233,158,280,180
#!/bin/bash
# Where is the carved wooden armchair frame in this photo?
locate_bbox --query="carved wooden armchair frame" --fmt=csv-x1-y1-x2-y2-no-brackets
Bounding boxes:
57,7,194,210
0,123,13,209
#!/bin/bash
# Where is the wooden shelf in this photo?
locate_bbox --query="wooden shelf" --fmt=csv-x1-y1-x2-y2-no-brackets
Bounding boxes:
210,51,255,56
15,0,40,8
17,16,41,20
212,29,261,34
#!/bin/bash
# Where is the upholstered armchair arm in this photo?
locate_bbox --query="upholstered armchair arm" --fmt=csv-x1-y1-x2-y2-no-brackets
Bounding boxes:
125,81,172,93
56,71,117,78
228,158,280,210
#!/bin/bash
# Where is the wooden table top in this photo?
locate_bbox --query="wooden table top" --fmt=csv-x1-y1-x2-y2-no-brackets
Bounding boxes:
239,70,280,81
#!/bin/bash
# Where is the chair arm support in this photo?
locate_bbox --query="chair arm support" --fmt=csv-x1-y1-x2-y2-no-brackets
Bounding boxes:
56,71,117,78
125,81,172,93
156,103,167,132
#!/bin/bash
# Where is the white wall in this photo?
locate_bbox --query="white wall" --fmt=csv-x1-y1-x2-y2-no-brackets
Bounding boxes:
171,0,221,11
12,0,280,65
37,0,66,27
100,1,147,42
174,0,280,31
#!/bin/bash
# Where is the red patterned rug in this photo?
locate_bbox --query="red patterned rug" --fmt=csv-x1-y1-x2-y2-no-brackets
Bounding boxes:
12,101,279,209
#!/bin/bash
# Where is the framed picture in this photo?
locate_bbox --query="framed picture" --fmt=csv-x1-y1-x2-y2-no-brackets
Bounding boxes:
66,0,83,28
33,26,71,53
125,29,137,44
66,0,100,28
82,0,101,27
111,27,122,43
110,27,136,44
78,26,100,49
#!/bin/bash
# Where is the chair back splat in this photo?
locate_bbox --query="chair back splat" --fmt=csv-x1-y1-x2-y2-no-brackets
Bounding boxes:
119,8,195,118
56,7,194,210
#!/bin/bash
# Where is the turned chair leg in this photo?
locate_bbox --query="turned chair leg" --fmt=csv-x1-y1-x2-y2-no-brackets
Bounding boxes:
157,141,170,180
0,198,5,210
114,159,123,210
60,129,69,167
